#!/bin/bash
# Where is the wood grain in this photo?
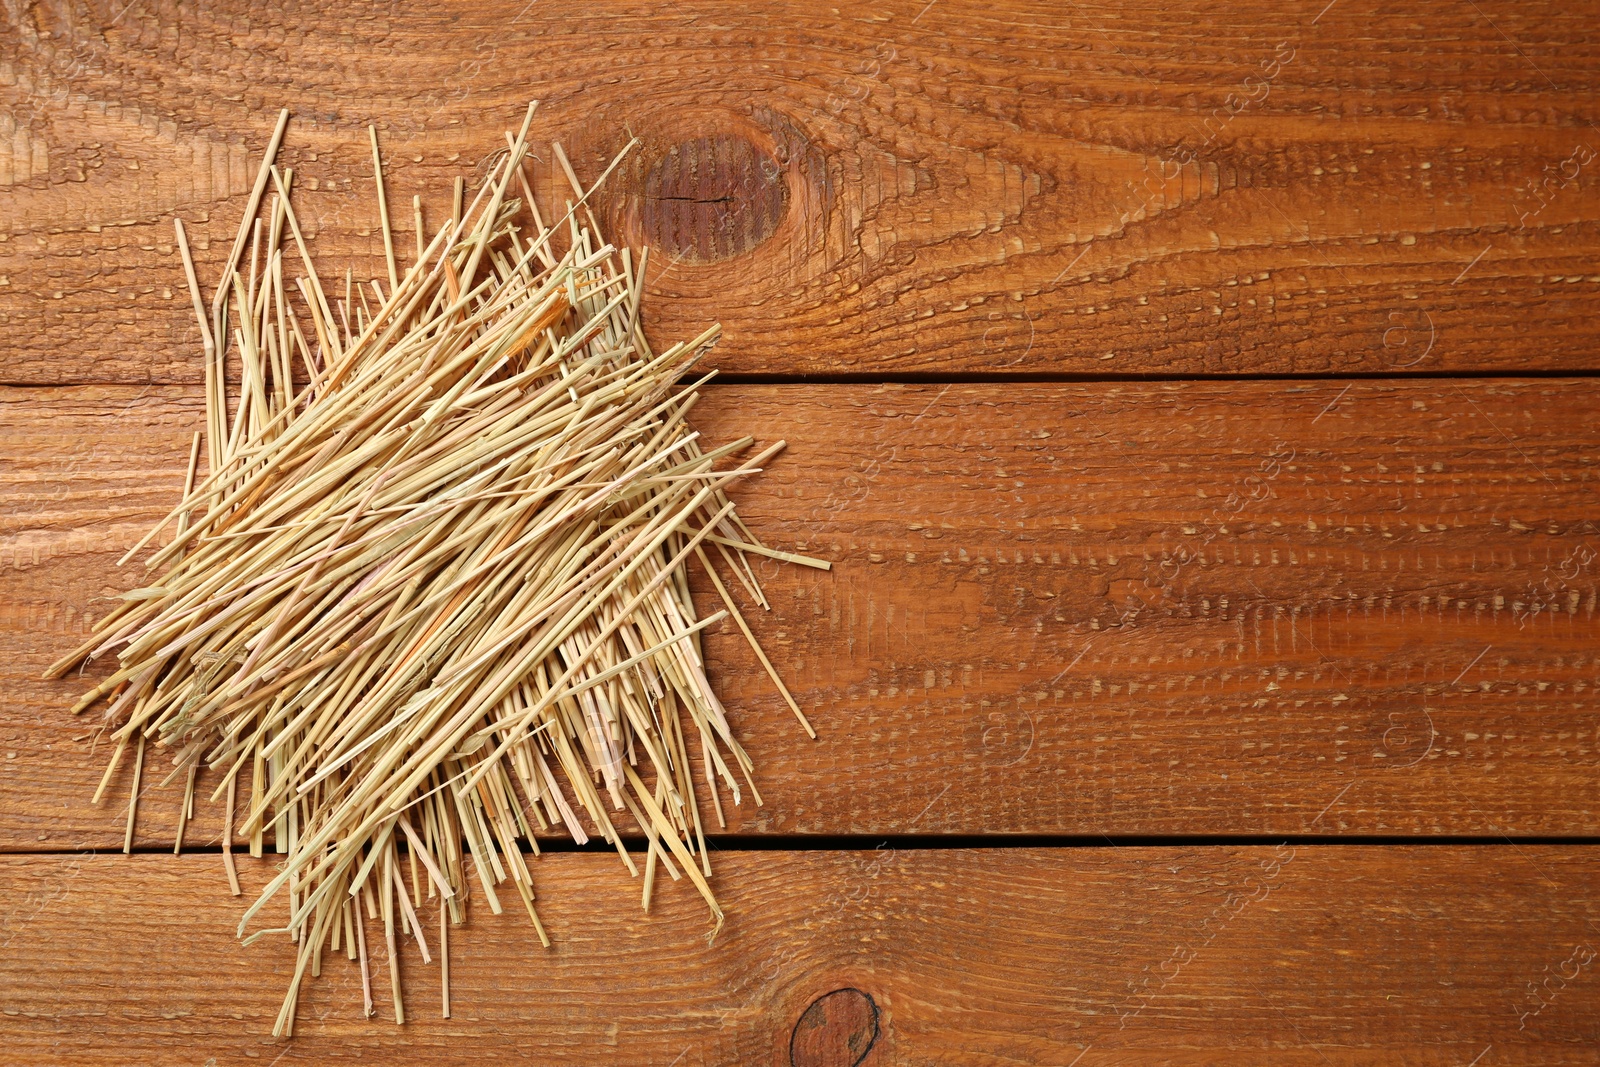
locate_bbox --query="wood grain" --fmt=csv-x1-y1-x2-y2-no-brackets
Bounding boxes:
5,380,1597,849
4,0,1600,382
1,847,1597,1064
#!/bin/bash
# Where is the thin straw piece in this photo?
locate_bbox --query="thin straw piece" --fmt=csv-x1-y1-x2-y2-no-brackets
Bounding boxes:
369,126,399,291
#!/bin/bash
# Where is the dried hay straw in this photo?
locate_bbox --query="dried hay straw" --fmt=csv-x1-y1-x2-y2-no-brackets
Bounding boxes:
47,101,824,1034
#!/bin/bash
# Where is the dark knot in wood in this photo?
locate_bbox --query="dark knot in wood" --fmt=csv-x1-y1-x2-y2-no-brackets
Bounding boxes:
790,987,880,1067
638,134,786,264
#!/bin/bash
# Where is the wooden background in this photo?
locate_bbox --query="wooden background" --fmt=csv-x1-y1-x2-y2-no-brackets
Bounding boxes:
3,0,1599,1063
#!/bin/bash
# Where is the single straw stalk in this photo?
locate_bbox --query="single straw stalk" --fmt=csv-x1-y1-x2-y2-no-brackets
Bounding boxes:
54,103,822,1035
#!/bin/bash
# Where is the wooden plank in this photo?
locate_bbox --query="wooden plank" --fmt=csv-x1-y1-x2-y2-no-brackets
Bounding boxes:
3,0,1600,382
4,380,1597,848
1,846,1597,1063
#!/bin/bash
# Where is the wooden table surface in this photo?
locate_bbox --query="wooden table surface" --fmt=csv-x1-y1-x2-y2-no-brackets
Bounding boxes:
3,0,1599,1063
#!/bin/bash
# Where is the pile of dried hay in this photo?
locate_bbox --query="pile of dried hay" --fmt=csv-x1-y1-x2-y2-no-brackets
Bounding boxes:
47,101,820,1034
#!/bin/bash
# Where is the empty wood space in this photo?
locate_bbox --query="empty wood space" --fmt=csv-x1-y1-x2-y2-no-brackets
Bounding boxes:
4,0,1599,1063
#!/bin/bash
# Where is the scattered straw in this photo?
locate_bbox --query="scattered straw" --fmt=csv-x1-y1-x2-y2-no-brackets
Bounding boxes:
49,101,823,1035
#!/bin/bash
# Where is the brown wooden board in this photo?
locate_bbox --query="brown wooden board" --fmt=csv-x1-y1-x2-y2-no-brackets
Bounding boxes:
5,380,1596,850
4,0,1600,383
1,847,1597,1064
